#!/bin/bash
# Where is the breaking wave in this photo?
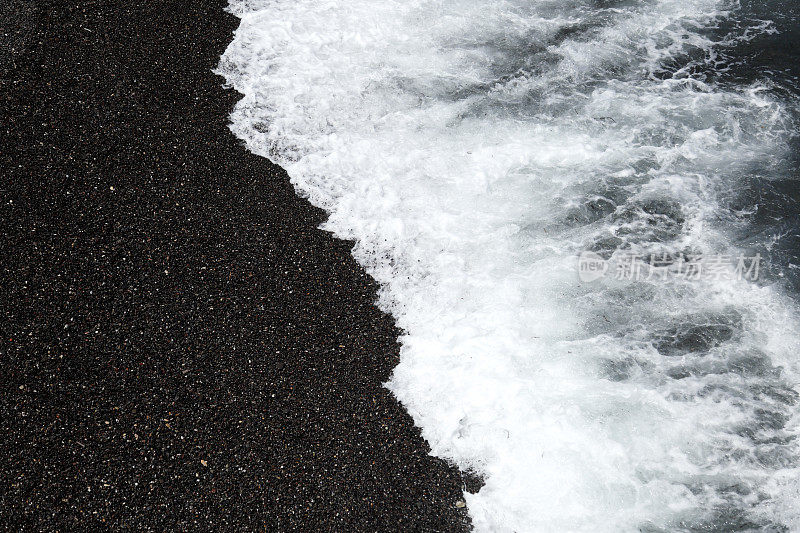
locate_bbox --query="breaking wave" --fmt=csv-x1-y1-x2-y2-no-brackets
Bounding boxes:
219,0,800,530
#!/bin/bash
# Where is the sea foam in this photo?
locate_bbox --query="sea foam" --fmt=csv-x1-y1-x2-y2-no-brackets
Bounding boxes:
219,0,800,530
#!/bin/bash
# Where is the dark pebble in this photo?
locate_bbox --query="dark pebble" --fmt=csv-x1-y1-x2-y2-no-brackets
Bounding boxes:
0,0,474,530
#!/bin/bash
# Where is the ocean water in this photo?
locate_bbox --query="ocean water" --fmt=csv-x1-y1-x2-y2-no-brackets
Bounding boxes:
218,0,800,531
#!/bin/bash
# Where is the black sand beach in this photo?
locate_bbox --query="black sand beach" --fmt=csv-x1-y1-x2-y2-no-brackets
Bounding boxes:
0,1,472,530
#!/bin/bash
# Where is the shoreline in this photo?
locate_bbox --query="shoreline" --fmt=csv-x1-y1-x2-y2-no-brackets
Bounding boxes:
0,0,472,530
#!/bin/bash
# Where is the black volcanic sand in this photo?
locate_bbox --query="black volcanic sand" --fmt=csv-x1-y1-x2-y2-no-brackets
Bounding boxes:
0,1,478,530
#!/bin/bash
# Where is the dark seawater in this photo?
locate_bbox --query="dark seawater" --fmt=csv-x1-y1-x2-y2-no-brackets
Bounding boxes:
720,0,800,94
656,7,800,531
651,5,800,529
720,0,800,293
656,0,800,294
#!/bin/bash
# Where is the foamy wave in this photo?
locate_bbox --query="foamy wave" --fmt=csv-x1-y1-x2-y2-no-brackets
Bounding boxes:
219,0,800,530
